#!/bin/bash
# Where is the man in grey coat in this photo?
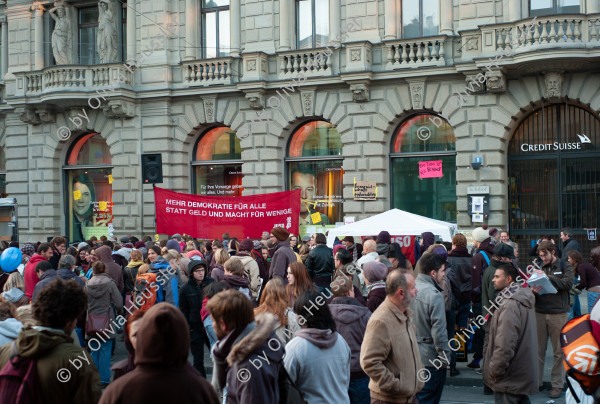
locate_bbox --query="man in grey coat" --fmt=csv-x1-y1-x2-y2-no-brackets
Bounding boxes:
484,263,539,403
413,252,449,404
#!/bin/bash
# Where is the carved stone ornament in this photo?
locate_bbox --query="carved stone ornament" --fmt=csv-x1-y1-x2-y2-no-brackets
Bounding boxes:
102,100,135,119
36,105,57,123
350,49,361,61
350,83,369,103
301,92,314,116
409,82,425,110
466,37,479,51
203,97,216,122
544,71,563,99
247,60,257,71
485,71,506,93
17,106,40,125
465,74,486,94
244,91,265,110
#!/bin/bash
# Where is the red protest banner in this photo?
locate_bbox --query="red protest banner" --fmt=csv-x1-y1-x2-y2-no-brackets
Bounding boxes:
360,235,416,266
154,187,301,239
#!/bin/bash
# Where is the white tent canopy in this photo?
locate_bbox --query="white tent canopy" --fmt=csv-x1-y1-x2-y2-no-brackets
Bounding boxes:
326,209,457,247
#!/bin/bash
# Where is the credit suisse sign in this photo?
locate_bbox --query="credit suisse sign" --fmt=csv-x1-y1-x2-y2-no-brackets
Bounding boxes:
520,134,591,152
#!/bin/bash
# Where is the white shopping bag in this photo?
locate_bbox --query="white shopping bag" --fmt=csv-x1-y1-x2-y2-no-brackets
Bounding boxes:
566,376,596,404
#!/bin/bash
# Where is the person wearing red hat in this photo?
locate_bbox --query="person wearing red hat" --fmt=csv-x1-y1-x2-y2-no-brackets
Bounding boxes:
269,227,297,284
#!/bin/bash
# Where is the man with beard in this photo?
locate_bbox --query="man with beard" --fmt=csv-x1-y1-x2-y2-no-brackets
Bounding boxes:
291,165,330,225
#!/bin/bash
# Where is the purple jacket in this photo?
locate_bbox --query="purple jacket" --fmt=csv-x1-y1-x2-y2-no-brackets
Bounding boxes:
367,283,386,312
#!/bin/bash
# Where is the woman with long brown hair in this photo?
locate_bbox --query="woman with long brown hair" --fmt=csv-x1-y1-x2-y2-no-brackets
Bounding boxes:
570,249,600,312
254,277,300,343
286,262,316,308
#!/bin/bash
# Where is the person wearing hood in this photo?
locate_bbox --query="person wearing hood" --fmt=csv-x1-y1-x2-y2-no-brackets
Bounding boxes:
0,300,23,346
447,234,473,329
251,240,269,283
148,255,180,306
222,257,252,300
420,232,435,256
32,261,57,302
413,252,449,404
96,244,124,294
100,303,220,404
209,290,284,403
375,231,391,256
0,278,102,403
179,259,215,376
24,242,53,299
235,239,261,301
362,261,388,313
85,261,123,387
483,264,538,403
285,290,351,404
329,275,372,404
111,309,145,381
269,227,298,283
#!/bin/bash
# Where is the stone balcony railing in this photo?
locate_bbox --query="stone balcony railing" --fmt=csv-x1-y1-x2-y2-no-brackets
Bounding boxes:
181,57,236,86
383,36,449,70
462,14,600,60
277,47,335,79
14,63,134,97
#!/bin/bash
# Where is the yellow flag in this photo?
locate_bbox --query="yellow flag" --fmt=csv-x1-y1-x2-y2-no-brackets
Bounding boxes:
73,190,82,200
108,175,113,184
311,212,322,224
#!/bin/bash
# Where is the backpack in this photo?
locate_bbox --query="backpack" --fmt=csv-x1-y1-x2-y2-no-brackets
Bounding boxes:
0,342,43,404
561,314,600,402
479,251,490,267
133,272,163,311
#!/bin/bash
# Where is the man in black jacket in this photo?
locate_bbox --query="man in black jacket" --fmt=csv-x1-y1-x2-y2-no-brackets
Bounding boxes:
179,259,214,377
306,233,335,292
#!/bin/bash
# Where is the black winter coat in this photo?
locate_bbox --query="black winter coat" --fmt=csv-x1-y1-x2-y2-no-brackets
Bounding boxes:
305,244,335,280
447,247,473,304
179,276,215,325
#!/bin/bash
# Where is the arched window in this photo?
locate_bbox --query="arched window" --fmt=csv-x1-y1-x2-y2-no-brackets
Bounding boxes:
64,133,113,242
402,0,439,39
0,148,6,198
508,103,600,259
391,114,456,222
192,127,243,196
287,121,343,236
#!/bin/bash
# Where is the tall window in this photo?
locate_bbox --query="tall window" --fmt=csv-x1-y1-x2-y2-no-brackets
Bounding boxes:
402,0,439,39
64,133,113,242
296,0,329,49
79,7,99,65
287,121,343,237
121,3,127,61
391,114,456,222
0,148,7,198
530,0,580,17
202,0,230,58
192,127,242,196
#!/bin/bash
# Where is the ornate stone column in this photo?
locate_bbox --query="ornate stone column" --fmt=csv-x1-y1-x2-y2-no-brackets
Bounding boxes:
384,0,397,39
230,0,240,57
126,0,136,64
32,2,44,70
440,0,453,34
279,0,291,50
508,0,522,21
0,16,7,80
330,0,340,42
184,0,198,59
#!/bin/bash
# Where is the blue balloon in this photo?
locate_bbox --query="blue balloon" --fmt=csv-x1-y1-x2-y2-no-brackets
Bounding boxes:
1,247,22,273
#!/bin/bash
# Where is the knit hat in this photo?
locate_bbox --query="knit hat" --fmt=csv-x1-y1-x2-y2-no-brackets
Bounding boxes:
239,239,254,252
431,246,448,261
493,243,515,259
253,240,262,251
473,225,490,243
120,236,130,244
134,241,145,249
172,233,182,240
21,243,36,256
185,250,203,259
362,261,388,283
271,227,290,242
166,239,181,253
333,244,346,256
488,227,499,238
377,231,391,244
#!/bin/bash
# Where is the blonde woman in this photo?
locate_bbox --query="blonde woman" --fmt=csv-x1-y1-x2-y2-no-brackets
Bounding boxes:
2,272,29,307
164,249,185,285
254,278,300,343
211,248,229,282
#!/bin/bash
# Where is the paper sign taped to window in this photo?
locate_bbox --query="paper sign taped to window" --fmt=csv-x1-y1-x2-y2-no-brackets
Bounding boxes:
311,212,322,224
108,174,113,184
354,181,377,200
418,160,443,179
73,190,82,200
99,201,108,211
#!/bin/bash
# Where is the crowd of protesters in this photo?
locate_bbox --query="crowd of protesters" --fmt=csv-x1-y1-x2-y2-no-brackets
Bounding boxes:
0,225,599,404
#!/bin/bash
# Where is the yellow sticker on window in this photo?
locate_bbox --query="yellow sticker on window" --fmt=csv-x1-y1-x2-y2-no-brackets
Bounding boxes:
311,212,322,224
99,201,107,211
108,175,113,184
73,190,82,200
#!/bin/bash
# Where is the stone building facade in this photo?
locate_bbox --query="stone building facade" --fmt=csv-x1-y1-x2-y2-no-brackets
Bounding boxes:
0,0,599,250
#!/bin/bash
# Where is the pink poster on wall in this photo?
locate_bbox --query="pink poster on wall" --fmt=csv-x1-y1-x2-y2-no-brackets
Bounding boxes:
419,160,443,178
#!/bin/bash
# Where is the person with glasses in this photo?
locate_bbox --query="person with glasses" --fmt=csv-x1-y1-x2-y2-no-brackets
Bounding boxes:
533,241,574,399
